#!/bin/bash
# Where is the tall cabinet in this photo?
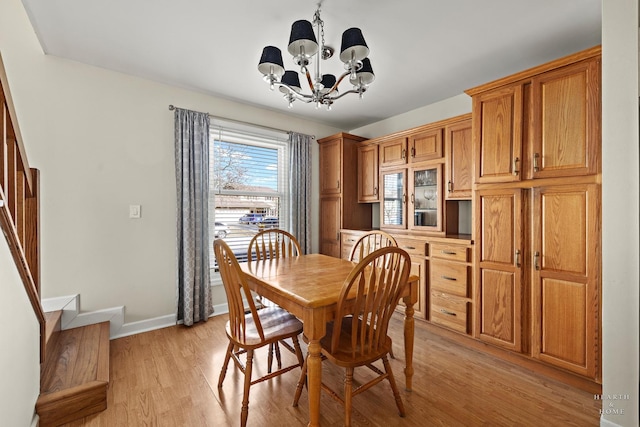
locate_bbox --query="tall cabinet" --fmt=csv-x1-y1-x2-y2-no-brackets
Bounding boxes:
318,133,372,257
467,46,602,381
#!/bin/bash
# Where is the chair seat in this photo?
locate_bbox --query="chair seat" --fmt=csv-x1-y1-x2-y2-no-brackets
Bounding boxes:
319,317,392,367
226,307,303,348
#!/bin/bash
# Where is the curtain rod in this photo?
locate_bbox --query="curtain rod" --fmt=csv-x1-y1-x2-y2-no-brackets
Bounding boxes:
168,104,315,139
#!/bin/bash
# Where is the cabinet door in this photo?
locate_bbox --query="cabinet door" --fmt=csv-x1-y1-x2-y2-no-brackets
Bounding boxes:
445,118,472,199
319,138,342,195
473,85,523,183
319,196,341,257
380,169,407,229
531,184,600,379
409,128,443,163
474,188,524,352
395,237,426,319
379,137,407,168
409,163,442,232
530,58,600,179
357,144,379,202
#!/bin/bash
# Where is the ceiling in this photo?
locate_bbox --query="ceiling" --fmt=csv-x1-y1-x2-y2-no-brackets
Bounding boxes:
21,0,601,130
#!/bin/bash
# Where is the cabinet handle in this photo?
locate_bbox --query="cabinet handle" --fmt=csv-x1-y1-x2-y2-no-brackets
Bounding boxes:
347,238,356,242
515,249,521,268
402,148,406,159
447,180,452,192
337,180,340,189
337,232,340,241
403,193,407,204
440,309,457,317
403,246,416,250
533,153,540,172
534,251,540,270
441,275,457,281
513,157,520,175
441,250,456,255
410,193,415,204
374,186,378,196
411,146,416,158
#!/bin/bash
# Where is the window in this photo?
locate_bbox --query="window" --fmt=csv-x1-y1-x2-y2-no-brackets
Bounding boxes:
208,120,289,283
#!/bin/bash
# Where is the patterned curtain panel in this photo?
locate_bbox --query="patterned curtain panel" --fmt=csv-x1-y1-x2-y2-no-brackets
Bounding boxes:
289,132,313,254
174,108,213,326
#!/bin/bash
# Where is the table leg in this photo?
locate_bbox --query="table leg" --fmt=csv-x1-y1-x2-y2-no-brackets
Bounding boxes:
306,339,322,427
403,297,415,391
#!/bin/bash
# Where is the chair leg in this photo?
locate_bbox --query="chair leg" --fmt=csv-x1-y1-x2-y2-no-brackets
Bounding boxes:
382,355,405,417
344,367,354,427
218,341,234,388
268,343,274,374
292,355,308,407
275,341,282,370
241,349,254,427
291,335,304,367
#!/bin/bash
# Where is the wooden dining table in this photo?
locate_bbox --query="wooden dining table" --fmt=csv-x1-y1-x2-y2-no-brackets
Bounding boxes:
239,253,418,427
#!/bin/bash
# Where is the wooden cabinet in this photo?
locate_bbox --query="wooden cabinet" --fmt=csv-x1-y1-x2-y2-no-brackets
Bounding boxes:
408,163,443,232
445,115,472,199
529,59,601,179
466,47,602,384
408,128,443,163
429,240,473,335
395,236,427,319
468,47,601,185
471,84,524,184
318,133,371,258
357,143,379,202
379,137,407,168
339,229,367,260
474,188,524,352
531,183,600,378
380,168,407,229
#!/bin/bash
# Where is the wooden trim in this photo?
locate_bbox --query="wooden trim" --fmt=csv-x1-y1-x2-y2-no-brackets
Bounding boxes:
465,45,601,96
0,54,31,190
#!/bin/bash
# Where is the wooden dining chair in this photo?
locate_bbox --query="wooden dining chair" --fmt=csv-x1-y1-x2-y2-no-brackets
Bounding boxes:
292,246,412,427
248,229,303,372
348,230,397,263
348,230,399,358
214,240,304,427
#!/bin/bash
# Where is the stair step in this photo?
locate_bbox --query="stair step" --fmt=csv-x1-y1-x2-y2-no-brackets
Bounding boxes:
37,321,110,426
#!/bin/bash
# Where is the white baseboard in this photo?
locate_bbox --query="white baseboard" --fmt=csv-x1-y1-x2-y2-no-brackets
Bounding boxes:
111,314,176,339
41,296,229,340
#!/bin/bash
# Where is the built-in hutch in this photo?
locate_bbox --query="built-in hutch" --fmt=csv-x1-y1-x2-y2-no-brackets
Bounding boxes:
321,45,602,391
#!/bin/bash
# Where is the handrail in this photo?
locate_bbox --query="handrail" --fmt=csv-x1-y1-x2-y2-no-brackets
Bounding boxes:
0,52,45,362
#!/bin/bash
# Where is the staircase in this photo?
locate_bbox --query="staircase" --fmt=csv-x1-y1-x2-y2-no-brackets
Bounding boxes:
36,311,110,426
0,55,110,426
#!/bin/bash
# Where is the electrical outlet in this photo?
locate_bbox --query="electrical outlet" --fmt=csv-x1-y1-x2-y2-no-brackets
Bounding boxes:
129,205,141,219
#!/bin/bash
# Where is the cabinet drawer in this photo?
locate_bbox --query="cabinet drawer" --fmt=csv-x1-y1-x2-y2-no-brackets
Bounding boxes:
395,237,426,257
430,260,470,297
430,242,470,262
341,232,364,260
430,292,470,334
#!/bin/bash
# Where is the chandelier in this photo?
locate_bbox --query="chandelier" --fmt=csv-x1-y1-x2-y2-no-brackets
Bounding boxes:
258,5,375,110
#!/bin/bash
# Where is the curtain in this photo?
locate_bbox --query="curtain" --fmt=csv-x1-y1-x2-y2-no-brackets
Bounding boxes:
289,132,313,254
174,108,213,326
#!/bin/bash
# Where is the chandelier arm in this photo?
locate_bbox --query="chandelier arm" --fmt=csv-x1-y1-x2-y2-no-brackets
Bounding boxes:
301,65,316,93
271,81,315,102
324,87,367,101
323,70,352,96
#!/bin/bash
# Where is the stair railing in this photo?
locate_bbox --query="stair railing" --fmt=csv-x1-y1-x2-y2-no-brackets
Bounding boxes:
0,53,45,362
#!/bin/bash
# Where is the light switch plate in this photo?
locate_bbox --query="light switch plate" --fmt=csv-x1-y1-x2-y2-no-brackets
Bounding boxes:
129,205,141,219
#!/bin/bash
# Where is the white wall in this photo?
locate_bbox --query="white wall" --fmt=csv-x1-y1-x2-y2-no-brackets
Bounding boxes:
601,1,640,425
0,236,40,426
0,0,342,323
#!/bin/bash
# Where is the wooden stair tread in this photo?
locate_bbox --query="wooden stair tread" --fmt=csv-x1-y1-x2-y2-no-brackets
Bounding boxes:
37,321,110,426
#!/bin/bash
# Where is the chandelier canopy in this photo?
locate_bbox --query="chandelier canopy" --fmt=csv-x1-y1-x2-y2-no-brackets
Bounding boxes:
258,5,374,110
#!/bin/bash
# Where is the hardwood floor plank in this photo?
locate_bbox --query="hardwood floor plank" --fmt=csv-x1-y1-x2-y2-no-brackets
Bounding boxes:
63,314,600,426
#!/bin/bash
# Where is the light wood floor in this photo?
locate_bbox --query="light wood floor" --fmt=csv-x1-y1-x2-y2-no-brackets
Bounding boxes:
63,314,601,426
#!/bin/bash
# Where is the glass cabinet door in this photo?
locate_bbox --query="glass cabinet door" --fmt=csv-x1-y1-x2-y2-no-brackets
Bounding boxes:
380,169,406,229
410,163,442,231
